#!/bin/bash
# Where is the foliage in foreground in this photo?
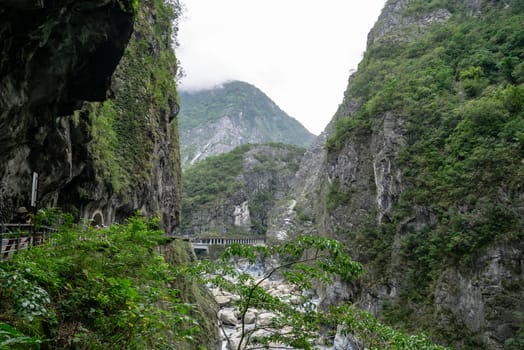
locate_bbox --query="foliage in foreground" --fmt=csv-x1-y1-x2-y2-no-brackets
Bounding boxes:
184,236,451,350
0,215,197,349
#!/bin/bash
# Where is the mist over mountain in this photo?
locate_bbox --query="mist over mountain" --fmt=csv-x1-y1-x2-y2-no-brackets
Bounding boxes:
178,81,315,167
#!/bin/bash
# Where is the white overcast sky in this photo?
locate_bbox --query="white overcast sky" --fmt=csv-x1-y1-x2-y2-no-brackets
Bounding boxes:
176,0,387,135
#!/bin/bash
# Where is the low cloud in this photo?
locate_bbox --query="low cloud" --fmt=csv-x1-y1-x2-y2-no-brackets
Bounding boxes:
177,0,386,134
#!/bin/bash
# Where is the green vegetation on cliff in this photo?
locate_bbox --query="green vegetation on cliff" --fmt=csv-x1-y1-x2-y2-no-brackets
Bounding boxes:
183,145,248,212
0,215,217,349
88,0,181,193
181,143,305,235
326,1,523,347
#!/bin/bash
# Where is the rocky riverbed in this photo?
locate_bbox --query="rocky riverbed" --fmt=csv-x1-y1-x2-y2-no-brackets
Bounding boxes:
207,259,355,350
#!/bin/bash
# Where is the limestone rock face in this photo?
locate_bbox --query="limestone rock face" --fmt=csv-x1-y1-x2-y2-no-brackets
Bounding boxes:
334,325,362,350
367,0,452,45
0,0,182,232
366,0,488,47
56,0,182,232
0,0,135,221
434,240,524,349
233,201,251,228
275,0,524,348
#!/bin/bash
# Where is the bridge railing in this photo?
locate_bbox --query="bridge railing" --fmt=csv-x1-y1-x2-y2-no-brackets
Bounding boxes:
191,237,266,246
0,224,57,260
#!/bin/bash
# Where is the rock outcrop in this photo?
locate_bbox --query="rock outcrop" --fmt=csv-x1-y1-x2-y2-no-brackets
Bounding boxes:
55,0,182,232
274,0,524,348
0,0,135,221
367,0,452,45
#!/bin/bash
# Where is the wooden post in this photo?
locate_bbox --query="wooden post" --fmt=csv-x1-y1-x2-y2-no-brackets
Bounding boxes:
31,224,36,247
15,224,20,253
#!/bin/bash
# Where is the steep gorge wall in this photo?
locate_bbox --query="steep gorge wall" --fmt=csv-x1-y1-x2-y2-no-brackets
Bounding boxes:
56,0,182,232
182,144,305,236
0,0,135,220
275,0,524,349
0,0,182,231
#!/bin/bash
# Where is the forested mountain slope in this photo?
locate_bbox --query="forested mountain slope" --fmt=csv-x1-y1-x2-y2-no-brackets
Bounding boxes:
178,81,315,167
181,143,304,236
274,0,524,349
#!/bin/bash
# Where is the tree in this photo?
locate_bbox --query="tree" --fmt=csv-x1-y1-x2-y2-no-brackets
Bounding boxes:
185,236,451,350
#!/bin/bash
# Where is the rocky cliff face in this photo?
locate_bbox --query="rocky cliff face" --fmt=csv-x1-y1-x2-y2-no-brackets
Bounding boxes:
0,0,135,221
178,81,315,168
276,0,524,348
0,0,182,232
182,143,304,236
55,0,182,232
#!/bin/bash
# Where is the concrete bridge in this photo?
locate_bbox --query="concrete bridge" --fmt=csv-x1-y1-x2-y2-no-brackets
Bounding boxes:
191,237,266,253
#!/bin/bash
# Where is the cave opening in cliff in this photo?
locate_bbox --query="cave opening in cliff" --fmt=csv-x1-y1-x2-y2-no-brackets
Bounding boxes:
91,212,103,227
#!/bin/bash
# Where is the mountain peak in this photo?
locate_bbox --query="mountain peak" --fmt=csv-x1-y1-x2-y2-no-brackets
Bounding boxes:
179,80,315,168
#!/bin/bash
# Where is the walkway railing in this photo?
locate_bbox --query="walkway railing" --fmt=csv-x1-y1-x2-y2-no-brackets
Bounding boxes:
1,225,265,259
0,224,56,260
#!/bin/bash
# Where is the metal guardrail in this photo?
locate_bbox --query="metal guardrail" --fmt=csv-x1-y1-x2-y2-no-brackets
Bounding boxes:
0,224,56,260
190,237,266,253
191,237,266,246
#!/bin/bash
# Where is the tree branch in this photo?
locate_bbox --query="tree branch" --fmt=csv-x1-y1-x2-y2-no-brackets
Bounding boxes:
236,255,323,350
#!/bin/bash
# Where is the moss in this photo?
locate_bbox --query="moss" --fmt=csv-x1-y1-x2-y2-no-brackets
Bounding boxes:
87,0,182,195
88,100,127,192
325,180,354,210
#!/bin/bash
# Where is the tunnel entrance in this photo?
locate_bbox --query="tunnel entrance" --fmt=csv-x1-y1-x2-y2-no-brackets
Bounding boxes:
92,212,104,227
